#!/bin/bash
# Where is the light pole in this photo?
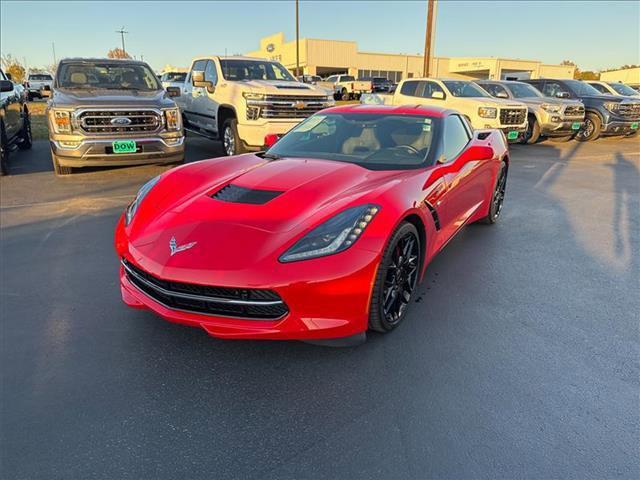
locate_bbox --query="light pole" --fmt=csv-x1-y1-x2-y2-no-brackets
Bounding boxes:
295,0,300,76
423,0,437,77
116,26,128,55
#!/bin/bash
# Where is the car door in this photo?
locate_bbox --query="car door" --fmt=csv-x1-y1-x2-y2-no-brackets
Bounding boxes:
542,80,574,99
0,70,20,139
183,59,207,129
196,60,219,133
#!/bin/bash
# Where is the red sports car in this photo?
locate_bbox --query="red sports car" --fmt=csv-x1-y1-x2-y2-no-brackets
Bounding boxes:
115,105,509,344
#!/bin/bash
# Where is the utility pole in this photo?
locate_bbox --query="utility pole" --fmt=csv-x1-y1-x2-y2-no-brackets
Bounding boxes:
116,26,128,55
295,0,300,76
423,0,436,77
52,42,57,65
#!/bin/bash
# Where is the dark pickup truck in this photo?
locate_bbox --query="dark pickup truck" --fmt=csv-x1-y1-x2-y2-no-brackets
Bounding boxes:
525,79,639,141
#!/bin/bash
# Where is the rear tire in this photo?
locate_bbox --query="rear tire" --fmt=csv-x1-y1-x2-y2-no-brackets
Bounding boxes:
0,122,8,176
51,150,72,175
369,222,421,333
575,112,601,142
478,161,507,225
341,89,350,101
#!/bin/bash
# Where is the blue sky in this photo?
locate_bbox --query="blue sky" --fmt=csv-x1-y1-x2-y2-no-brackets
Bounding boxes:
1,1,638,72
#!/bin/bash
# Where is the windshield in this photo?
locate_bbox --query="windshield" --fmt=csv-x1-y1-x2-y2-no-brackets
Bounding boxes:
56,62,161,90
508,83,542,98
609,83,639,96
267,113,439,170
219,59,295,81
29,74,53,81
563,80,602,96
161,72,186,82
443,81,490,98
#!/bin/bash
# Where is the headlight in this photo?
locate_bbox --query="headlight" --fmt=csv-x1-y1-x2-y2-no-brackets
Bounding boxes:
50,110,72,133
243,92,265,102
326,95,336,106
125,176,160,226
478,107,497,119
541,103,561,113
604,102,620,113
280,205,380,262
164,108,181,131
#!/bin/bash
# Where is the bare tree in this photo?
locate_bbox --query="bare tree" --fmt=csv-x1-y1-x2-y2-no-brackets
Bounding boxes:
107,48,132,59
1,54,26,83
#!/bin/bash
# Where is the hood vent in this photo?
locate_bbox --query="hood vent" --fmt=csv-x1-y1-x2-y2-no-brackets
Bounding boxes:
212,184,283,205
275,84,310,90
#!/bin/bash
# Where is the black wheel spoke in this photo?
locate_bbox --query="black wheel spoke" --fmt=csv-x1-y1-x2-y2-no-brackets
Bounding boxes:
381,231,420,325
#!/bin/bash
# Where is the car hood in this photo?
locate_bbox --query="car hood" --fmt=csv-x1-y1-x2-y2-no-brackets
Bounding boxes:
474,97,527,109
127,156,408,268
516,96,582,107
52,88,177,108
579,94,624,102
238,80,327,96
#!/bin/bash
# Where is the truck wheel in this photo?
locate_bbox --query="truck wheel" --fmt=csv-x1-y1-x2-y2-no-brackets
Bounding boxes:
0,123,8,176
51,150,73,175
341,89,350,101
523,116,541,144
221,118,245,156
18,113,33,150
575,113,601,142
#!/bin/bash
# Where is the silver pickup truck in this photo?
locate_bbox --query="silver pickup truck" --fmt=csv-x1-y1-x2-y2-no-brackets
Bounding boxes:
48,58,184,175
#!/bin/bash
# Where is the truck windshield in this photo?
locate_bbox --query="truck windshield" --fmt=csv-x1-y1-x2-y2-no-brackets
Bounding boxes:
443,81,490,98
56,62,161,90
609,83,639,96
266,112,439,170
219,60,295,81
563,80,602,96
29,74,53,81
508,83,542,98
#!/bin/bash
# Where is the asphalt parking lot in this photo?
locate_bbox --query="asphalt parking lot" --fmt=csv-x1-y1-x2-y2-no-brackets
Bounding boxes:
1,136,639,479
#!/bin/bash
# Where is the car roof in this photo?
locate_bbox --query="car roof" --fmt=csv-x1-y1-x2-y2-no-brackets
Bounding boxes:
324,104,449,118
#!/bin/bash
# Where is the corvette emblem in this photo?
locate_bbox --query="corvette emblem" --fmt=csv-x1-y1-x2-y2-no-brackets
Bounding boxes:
169,236,197,256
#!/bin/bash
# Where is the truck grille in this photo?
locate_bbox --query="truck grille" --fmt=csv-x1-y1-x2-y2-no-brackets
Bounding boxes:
78,109,162,135
618,102,640,118
563,105,585,117
499,108,527,125
252,95,330,120
122,259,288,320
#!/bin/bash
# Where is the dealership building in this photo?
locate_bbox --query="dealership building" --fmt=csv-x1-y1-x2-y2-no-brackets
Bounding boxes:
247,33,575,81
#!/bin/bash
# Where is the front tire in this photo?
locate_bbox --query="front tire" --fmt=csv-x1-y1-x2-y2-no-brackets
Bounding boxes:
369,222,421,333
221,118,245,156
0,122,8,176
478,161,507,225
18,113,32,150
523,116,541,144
51,150,72,175
575,112,601,142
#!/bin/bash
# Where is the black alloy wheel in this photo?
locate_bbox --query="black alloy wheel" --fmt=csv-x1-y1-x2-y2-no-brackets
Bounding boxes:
478,161,507,224
369,222,421,333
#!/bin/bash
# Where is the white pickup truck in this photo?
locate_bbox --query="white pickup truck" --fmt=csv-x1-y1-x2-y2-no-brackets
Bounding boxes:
317,75,373,100
170,56,333,155
25,72,54,100
362,78,528,141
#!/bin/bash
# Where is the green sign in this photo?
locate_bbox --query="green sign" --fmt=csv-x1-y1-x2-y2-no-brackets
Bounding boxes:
631,122,639,130
571,122,581,130
112,140,137,154
507,131,519,140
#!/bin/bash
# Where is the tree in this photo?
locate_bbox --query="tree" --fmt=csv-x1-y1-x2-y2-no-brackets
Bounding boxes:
107,48,131,59
1,54,26,83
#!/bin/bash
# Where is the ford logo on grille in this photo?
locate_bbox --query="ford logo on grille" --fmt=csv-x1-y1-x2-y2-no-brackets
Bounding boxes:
111,117,132,126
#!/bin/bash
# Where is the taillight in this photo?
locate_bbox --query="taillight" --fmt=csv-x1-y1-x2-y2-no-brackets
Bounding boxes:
264,134,280,148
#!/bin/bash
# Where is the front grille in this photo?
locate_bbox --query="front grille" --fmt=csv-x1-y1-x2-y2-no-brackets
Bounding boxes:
212,184,283,204
563,105,585,117
618,102,640,118
499,108,527,125
78,110,162,135
122,259,288,320
256,95,330,119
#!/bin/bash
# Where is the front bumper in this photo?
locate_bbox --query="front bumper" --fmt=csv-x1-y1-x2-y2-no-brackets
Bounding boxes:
540,119,584,137
237,121,301,150
50,134,185,167
600,118,640,136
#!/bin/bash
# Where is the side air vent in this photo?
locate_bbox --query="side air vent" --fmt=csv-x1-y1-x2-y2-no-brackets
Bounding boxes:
424,201,441,230
212,184,283,205
476,132,492,140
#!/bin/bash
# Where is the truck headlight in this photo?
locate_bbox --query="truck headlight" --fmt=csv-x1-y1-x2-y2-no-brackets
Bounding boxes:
541,103,561,113
279,205,380,262
50,110,72,133
164,108,181,131
478,107,497,119
326,95,336,106
604,102,621,113
243,92,265,102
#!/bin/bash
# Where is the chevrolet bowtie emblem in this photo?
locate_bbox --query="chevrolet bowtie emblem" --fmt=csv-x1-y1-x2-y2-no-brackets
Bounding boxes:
169,236,197,256
293,101,306,110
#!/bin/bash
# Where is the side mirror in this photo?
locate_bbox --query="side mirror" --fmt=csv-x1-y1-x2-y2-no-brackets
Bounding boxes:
431,91,445,99
496,91,509,99
555,91,570,99
166,86,181,97
0,80,14,93
192,70,214,92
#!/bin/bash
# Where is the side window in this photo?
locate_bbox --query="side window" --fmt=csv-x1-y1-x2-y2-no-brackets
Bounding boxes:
543,81,568,98
326,75,337,83
0,70,6,81
482,83,507,98
204,60,218,85
443,115,471,162
421,81,446,99
589,83,608,94
342,75,355,82
400,80,419,97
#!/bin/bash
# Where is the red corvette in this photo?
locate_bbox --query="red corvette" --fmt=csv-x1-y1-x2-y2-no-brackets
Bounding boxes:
115,105,509,344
